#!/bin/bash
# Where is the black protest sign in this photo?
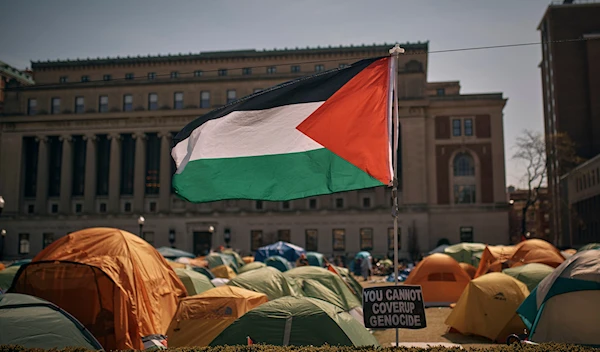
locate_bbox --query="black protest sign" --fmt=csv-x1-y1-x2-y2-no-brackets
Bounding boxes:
362,285,427,329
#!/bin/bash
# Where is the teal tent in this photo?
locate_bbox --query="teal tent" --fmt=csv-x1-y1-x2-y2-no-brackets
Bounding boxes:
0,293,103,350
157,247,195,259
191,266,215,280
578,243,600,252
502,263,554,292
221,249,246,268
205,253,238,273
265,255,293,272
306,252,325,267
444,243,486,266
0,266,20,292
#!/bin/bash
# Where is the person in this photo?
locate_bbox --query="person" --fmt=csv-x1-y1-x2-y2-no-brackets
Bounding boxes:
361,255,372,281
296,253,309,267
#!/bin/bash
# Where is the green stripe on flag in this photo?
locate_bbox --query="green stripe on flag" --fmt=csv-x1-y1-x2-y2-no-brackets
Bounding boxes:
173,148,385,202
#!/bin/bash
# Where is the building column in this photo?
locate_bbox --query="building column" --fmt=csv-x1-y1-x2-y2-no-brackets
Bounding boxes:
133,132,147,213
83,134,97,213
159,132,172,213
35,136,48,215
108,133,121,213
59,135,73,214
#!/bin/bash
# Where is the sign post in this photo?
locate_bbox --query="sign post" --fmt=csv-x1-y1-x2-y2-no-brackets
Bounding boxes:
363,285,427,340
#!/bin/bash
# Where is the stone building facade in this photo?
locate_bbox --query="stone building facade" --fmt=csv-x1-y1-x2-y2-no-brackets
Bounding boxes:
0,42,509,260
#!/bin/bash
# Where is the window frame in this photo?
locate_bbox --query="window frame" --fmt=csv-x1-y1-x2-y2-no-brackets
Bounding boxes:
459,226,474,242
147,72,156,80
226,89,237,104
251,230,263,251
332,229,346,251
103,74,111,81
464,118,473,136
266,66,277,74
360,228,374,251
74,96,85,113
291,65,301,73
305,229,318,251
315,64,325,72
125,73,134,80
174,92,184,109
242,67,252,75
218,69,227,76
388,227,401,251
42,232,54,249
200,91,210,108
81,75,89,83
452,119,461,136
18,233,30,254
194,70,203,77
148,93,158,110
170,71,179,79
51,97,61,114
123,94,133,111
27,98,37,115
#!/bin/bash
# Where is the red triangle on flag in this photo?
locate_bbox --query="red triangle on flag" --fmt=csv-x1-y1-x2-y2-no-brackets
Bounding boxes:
297,57,392,185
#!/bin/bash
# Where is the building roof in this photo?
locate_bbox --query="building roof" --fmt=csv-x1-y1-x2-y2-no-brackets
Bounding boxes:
31,42,429,69
537,0,600,30
0,61,35,85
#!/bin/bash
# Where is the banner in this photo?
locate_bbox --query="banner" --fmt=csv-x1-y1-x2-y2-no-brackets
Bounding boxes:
363,285,427,329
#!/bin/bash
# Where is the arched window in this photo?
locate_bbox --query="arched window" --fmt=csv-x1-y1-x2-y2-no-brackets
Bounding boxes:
404,60,423,73
454,153,475,176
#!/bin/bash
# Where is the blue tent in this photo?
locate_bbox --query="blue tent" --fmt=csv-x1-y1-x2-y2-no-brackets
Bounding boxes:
354,251,371,260
265,255,293,272
156,247,195,259
254,241,305,263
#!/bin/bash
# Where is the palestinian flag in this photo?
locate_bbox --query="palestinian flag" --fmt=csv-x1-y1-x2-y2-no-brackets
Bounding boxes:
172,56,393,202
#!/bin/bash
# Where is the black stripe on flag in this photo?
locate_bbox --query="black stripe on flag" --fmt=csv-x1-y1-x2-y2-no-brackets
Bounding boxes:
172,56,385,146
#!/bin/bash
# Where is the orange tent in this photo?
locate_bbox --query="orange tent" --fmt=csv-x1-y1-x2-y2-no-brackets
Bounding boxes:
10,227,186,351
458,262,476,279
507,239,564,268
0,263,5,271
474,245,515,278
404,253,471,306
243,256,255,264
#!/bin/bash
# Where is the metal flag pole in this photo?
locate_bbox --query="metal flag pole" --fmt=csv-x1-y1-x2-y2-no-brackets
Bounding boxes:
389,43,405,347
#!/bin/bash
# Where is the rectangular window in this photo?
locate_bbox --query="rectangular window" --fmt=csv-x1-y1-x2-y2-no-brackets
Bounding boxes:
251,230,263,251
23,137,39,197
388,227,402,250
27,204,35,214
120,133,135,195
51,203,58,214
460,227,474,242
335,198,344,209
360,228,374,250
99,202,107,213
81,75,89,82
123,94,133,111
19,233,30,254
278,229,291,242
59,76,68,83
218,69,227,76
332,229,346,251
103,74,111,81
436,88,445,96
71,135,86,196
200,91,210,108
96,135,110,196
27,98,37,115
464,118,473,136
309,198,317,209
48,136,62,197
305,229,318,251
99,96,108,113
255,200,263,210
170,71,179,79
291,65,301,73
51,97,61,114
174,92,184,109
125,73,134,80
227,90,236,104
452,119,461,136
148,93,158,110
315,65,325,72
194,70,203,77
242,67,252,75
282,201,290,210
454,185,476,204
149,201,157,213
145,133,160,195
75,203,83,213
143,231,155,245
267,66,276,74
124,202,132,212
147,72,156,80
362,197,372,208
74,96,84,113
42,233,54,248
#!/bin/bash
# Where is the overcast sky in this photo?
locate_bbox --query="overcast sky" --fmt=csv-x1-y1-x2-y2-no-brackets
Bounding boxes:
1,0,555,187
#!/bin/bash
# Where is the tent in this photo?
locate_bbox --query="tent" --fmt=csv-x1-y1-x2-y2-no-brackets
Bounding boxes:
203,253,238,273
191,266,215,280
175,268,215,295
507,239,564,269
166,260,187,270
0,263,4,271
306,252,325,267
211,278,230,286
517,250,600,346
458,262,477,279
0,265,20,292
474,245,516,278
578,243,600,252
9,227,186,351
445,273,529,343
221,249,246,268
157,247,195,259
327,265,363,302
404,253,471,306
227,267,301,300
211,264,237,279
502,263,554,292
210,296,379,347
265,255,293,272
0,293,103,350
243,256,255,264
254,241,305,263
175,257,209,268
239,261,266,274
8,259,31,267
285,266,363,324
428,244,449,255
166,286,268,347
444,243,486,266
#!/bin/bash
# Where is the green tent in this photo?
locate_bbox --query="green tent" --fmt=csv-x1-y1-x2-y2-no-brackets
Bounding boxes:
444,242,486,266
333,266,363,302
0,265,20,292
205,253,238,273
306,252,325,267
222,249,246,268
0,293,103,350
285,266,361,311
239,261,266,274
210,296,378,347
175,268,215,296
578,243,600,252
227,267,301,300
502,263,555,292
265,255,293,272
191,266,215,280
472,251,483,268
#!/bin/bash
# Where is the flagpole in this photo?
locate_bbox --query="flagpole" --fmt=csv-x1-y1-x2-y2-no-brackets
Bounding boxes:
389,43,405,347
